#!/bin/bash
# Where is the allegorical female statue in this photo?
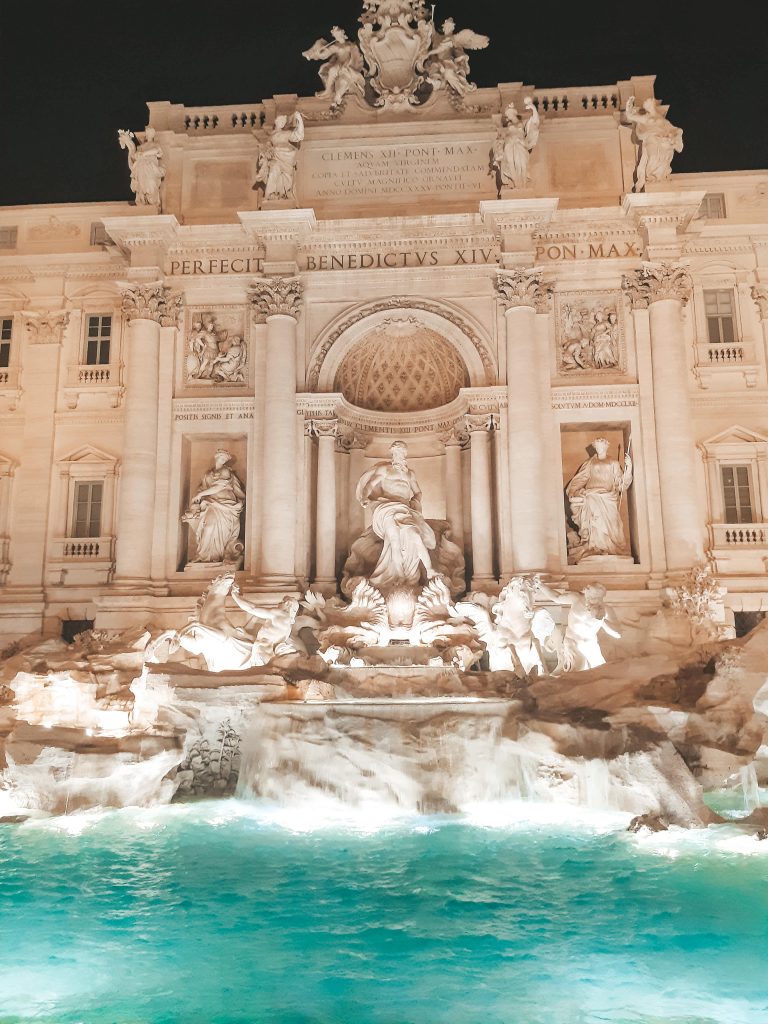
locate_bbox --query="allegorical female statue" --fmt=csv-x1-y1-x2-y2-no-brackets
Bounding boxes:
354,441,436,591
624,96,683,192
182,450,245,566
565,437,632,564
117,127,165,207
492,97,540,191
254,112,304,201
302,27,366,109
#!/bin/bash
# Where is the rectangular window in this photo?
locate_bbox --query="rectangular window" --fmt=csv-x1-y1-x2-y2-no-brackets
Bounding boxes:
721,465,753,524
704,289,736,345
699,193,726,219
84,314,112,365
0,227,17,250
72,481,103,538
0,317,11,368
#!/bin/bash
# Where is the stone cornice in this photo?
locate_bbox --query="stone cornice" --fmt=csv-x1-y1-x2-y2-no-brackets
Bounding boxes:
621,262,692,308
622,191,705,231
120,281,183,325
239,209,317,243
495,267,552,312
250,276,303,320
101,215,179,254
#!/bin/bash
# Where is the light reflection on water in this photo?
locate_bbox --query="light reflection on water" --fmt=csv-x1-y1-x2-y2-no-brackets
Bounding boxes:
1,799,767,1024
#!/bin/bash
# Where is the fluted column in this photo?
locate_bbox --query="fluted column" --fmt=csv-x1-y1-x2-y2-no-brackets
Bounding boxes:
311,418,338,590
114,283,181,582
623,263,704,570
466,413,496,588
441,427,467,550
251,277,302,589
496,269,552,573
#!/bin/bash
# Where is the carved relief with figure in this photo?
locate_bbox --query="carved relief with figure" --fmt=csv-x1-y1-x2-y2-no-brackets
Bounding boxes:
556,294,623,373
186,312,247,384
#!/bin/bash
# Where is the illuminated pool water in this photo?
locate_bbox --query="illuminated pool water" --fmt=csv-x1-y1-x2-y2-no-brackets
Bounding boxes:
1,801,767,1024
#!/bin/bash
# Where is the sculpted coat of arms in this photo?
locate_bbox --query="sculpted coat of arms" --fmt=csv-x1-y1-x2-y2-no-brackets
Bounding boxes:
303,0,488,110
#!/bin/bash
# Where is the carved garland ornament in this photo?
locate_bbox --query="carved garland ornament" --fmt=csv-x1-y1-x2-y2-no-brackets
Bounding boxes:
121,283,183,326
250,277,303,321
307,297,494,391
495,268,552,313
621,262,692,308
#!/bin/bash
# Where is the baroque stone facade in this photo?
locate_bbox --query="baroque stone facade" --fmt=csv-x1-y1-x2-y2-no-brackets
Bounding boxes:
2,5,768,641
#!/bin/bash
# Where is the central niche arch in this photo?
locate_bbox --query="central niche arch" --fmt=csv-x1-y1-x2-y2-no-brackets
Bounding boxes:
335,318,469,412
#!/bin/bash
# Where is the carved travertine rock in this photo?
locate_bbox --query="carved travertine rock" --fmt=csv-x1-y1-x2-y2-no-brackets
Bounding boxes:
621,262,692,308
250,277,303,320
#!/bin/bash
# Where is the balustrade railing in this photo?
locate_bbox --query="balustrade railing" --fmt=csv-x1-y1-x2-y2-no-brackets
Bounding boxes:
532,87,619,117
711,523,768,547
707,345,744,365
183,106,265,132
52,536,115,561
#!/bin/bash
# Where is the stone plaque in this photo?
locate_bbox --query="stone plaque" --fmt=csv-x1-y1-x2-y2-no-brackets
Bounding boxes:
299,135,494,206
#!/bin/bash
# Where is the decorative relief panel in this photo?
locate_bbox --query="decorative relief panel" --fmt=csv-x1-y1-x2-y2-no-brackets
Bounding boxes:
184,308,248,386
554,292,625,377
335,318,469,412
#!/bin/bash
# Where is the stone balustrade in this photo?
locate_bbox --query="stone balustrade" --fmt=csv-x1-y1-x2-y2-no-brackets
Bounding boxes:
710,523,768,547
532,87,619,116
53,536,115,560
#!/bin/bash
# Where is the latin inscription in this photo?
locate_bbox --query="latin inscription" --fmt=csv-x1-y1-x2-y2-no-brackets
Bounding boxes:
303,141,491,201
536,242,641,262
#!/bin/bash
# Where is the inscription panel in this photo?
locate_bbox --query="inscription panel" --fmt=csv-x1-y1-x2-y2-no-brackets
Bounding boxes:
300,138,494,204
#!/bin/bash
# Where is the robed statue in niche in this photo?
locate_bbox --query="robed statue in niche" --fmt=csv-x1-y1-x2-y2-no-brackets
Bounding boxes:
182,450,245,568
565,437,632,564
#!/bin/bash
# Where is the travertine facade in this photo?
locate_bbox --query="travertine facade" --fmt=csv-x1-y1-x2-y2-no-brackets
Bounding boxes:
2,4,768,642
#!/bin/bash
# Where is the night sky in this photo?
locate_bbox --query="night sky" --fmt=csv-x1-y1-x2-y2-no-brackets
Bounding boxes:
2,1,767,207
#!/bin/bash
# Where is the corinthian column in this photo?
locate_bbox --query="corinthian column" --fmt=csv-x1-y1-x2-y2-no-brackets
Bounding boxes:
251,277,302,589
466,413,496,589
114,283,181,582
496,268,552,573
311,418,338,591
623,263,704,570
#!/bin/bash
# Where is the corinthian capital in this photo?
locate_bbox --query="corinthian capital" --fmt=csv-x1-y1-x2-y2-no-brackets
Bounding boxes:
621,262,692,308
24,309,70,345
495,268,552,313
750,284,768,320
250,276,303,321
121,282,182,326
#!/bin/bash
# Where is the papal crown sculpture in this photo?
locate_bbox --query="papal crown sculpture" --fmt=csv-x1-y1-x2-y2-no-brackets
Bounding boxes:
303,0,489,110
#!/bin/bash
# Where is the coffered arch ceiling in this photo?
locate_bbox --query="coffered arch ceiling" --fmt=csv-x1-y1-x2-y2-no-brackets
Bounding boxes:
335,317,469,412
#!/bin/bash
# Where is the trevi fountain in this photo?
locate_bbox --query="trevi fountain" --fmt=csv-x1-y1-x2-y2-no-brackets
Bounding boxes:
1,3,768,1022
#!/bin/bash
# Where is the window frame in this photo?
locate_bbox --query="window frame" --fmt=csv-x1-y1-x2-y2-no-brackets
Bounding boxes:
0,227,18,250
0,316,12,369
699,193,726,219
703,288,737,346
83,313,112,366
719,463,754,524
71,480,104,539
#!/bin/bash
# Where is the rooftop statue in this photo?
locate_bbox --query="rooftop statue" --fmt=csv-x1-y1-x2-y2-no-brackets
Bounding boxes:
305,2,488,110
423,18,489,98
624,96,683,192
492,98,540,192
302,27,366,110
117,127,165,208
254,112,304,201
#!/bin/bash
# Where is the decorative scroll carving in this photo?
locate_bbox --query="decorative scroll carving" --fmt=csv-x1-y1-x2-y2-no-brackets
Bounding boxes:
465,411,499,433
336,427,368,453
307,297,494,390
440,426,469,448
495,268,552,313
23,310,70,345
121,283,182,325
750,284,768,320
556,293,623,373
336,318,469,412
306,417,339,438
621,262,692,308
250,277,303,320
186,312,247,384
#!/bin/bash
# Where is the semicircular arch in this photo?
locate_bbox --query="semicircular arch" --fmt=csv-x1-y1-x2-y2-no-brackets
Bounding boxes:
307,297,495,392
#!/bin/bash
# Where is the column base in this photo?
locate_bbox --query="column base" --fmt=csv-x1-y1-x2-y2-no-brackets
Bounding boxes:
470,575,498,594
311,578,338,597
252,574,302,595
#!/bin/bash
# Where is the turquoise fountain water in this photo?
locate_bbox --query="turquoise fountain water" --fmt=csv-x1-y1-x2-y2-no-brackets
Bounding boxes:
1,800,767,1024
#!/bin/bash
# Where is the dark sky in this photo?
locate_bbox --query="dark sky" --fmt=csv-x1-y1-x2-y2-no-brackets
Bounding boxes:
2,1,767,207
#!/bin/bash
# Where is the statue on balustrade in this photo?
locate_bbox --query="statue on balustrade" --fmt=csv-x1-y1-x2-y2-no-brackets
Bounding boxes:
182,450,245,568
117,127,165,208
423,18,489,98
624,96,683,192
492,98,540,192
565,438,632,564
254,112,304,201
302,27,366,109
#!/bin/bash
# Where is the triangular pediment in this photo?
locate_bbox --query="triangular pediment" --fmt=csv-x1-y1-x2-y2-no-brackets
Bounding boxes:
701,425,768,449
59,444,118,466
